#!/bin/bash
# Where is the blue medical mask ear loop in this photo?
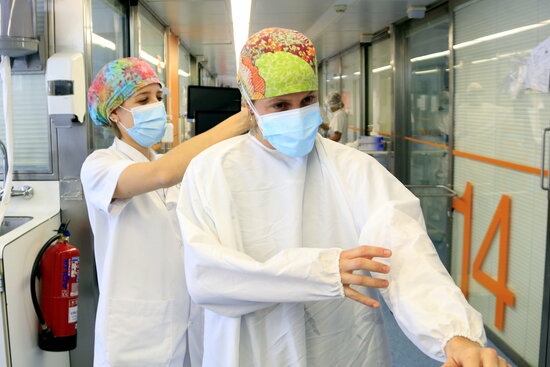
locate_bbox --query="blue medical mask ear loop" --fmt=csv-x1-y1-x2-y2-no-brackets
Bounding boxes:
238,82,263,138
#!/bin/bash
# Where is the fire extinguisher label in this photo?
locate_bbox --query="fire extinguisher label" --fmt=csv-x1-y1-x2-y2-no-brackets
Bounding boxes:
71,257,79,278
71,282,78,297
68,299,78,323
68,306,78,323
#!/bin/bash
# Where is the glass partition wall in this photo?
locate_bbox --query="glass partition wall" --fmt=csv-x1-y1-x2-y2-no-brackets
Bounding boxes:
452,0,550,365
138,10,166,85
319,47,364,143
90,0,129,150
367,36,394,172
363,0,550,365
341,47,363,142
395,11,452,269
178,44,191,141
368,37,393,137
0,0,53,175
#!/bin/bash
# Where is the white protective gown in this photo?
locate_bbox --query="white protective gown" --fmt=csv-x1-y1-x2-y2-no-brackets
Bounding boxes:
81,138,203,367
328,108,348,144
177,133,486,367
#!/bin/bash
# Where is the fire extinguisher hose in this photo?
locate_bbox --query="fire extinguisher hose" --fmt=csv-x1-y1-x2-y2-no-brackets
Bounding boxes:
30,222,70,332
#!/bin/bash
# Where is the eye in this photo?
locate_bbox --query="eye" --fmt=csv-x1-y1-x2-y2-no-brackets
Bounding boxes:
302,95,316,105
156,95,164,102
271,102,287,110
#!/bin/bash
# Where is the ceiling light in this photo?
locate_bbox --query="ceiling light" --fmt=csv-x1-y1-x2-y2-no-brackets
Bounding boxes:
413,68,439,75
454,19,550,50
91,33,115,51
410,50,449,63
372,65,391,73
407,6,426,19
230,0,252,67
140,49,165,69
471,57,498,64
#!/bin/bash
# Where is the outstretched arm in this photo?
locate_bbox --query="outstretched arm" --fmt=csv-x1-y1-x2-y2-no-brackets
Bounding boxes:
114,109,253,198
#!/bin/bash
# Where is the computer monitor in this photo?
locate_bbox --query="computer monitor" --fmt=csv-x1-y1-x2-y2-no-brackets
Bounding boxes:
187,85,241,120
194,110,237,135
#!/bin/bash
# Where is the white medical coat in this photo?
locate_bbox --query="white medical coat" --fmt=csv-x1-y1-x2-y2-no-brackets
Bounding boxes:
177,133,486,367
328,109,348,144
81,138,202,367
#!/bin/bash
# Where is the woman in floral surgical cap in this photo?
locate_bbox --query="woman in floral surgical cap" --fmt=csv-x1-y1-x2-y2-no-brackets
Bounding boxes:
81,57,253,367
176,28,511,367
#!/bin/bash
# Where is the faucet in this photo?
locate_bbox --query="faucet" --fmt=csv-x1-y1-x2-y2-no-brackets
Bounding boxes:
0,140,33,200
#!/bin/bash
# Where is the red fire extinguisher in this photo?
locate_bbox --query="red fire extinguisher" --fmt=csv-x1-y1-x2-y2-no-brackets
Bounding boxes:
30,222,79,351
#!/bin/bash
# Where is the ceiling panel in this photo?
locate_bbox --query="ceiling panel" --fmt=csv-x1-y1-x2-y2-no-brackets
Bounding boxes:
253,0,335,14
143,0,440,85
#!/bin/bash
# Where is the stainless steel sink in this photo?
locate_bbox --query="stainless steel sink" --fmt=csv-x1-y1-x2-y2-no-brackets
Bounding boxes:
0,216,33,236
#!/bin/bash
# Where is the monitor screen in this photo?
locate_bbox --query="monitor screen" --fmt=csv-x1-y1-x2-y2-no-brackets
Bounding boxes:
194,110,237,135
187,85,241,120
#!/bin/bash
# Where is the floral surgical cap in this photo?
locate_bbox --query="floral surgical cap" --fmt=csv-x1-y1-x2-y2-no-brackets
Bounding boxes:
238,27,318,100
88,57,160,127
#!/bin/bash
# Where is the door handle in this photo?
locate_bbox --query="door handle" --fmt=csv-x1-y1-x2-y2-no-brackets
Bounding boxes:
405,184,458,197
542,128,550,191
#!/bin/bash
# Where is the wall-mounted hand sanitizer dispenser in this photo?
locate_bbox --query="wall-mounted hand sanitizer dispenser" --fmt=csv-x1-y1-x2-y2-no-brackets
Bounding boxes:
46,53,85,123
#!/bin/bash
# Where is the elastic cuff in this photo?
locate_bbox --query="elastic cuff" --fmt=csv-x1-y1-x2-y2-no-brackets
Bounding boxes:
318,247,344,298
332,248,344,297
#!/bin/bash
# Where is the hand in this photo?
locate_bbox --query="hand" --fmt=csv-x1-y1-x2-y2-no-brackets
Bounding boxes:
227,109,256,135
243,107,257,130
339,245,391,308
442,336,512,367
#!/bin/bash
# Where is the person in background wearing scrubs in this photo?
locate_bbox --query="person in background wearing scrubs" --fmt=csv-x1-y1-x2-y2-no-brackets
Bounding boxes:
177,28,511,367
81,57,252,367
321,91,348,143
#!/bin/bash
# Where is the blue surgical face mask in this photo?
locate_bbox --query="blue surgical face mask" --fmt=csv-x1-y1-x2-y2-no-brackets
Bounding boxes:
254,103,322,157
118,101,167,147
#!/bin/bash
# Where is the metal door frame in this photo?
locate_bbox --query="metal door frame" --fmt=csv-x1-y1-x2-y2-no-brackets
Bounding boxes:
540,127,550,367
393,3,454,271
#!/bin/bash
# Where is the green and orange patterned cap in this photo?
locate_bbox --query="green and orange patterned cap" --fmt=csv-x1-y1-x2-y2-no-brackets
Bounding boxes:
237,27,318,101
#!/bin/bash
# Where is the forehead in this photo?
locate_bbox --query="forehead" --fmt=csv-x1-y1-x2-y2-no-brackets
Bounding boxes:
261,90,317,103
131,83,162,97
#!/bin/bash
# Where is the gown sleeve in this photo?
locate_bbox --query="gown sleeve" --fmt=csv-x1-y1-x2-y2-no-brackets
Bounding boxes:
350,154,486,362
80,150,133,216
176,162,344,318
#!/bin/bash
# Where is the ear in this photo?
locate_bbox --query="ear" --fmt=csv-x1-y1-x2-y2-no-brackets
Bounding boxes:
109,110,119,124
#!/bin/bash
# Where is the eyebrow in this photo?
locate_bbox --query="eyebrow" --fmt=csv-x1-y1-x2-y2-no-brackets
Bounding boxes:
269,92,315,103
133,89,162,98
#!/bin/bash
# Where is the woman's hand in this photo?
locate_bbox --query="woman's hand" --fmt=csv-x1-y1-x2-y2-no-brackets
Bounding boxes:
339,245,391,308
442,336,512,367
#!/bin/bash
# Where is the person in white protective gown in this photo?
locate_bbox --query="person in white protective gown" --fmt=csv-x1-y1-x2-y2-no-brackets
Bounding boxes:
176,28,512,367
321,91,348,144
81,57,252,367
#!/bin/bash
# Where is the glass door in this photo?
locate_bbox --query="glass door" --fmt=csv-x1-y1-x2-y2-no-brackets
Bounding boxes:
368,36,393,172
341,47,363,142
452,0,550,364
399,12,453,269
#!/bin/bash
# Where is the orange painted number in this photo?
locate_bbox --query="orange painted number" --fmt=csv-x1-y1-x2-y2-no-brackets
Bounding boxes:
453,183,516,331
472,195,515,331
452,182,473,299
